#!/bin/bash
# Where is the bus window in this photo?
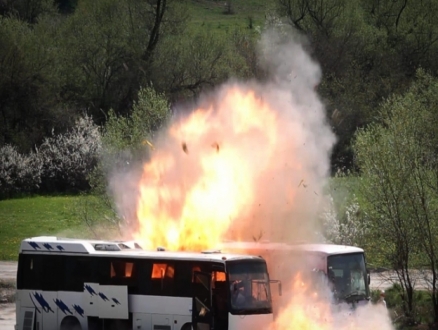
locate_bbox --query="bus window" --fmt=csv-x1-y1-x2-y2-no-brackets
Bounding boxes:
64,257,95,291
327,253,368,300
111,261,135,278
151,264,167,279
228,261,272,314
18,255,42,290
174,262,207,297
150,263,175,295
192,266,202,283
213,271,226,282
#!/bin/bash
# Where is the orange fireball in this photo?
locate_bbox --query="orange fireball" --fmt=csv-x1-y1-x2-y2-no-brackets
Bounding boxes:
134,86,280,251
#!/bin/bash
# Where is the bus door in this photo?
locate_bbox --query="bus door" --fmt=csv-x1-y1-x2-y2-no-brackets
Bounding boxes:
192,271,213,330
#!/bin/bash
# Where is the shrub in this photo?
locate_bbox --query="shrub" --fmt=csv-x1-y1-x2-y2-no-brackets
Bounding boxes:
38,115,101,192
90,86,170,192
0,144,41,199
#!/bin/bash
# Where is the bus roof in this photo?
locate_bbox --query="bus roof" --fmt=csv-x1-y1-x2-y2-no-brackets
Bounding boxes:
219,241,364,256
19,236,265,263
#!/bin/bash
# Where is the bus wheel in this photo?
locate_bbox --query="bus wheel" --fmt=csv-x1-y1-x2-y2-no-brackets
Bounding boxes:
181,323,192,330
60,316,82,330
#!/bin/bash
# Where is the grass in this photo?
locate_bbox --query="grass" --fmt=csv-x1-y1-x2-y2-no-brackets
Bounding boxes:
186,0,275,32
0,195,115,260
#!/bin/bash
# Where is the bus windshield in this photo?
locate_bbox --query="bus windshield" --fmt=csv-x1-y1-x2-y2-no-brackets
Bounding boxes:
228,261,272,315
327,253,369,301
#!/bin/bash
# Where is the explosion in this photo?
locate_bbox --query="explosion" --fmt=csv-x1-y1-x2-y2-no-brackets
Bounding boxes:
107,28,396,330
134,87,279,250
111,29,335,250
272,273,393,330
131,76,334,250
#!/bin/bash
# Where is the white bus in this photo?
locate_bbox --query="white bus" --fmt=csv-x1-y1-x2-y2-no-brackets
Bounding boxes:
15,236,275,330
219,241,371,311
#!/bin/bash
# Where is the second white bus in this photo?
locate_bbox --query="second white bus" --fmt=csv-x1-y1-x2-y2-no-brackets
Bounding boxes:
220,241,371,312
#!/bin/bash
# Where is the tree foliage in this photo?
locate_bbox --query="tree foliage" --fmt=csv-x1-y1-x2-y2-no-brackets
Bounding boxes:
354,70,438,323
0,115,101,198
276,0,438,171
89,86,170,195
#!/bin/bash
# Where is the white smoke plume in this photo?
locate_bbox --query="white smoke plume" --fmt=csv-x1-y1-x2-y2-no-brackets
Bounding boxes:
109,27,335,245
107,26,395,330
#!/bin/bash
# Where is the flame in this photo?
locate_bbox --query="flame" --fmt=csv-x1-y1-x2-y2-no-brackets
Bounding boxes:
134,85,283,251
272,273,392,330
272,273,334,330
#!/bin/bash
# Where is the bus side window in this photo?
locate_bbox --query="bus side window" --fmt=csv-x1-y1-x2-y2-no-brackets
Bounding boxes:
41,255,62,291
64,257,95,291
173,262,204,297
150,263,175,296
137,260,152,295
18,255,43,290
109,259,138,293
97,258,112,285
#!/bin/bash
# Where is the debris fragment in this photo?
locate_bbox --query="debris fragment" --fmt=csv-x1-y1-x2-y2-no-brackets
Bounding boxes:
211,142,220,153
182,142,188,154
298,179,304,188
142,139,155,150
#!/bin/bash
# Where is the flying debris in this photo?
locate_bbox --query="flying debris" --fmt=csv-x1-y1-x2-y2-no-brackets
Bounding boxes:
143,140,155,150
211,142,220,153
252,230,263,242
182,142,188,154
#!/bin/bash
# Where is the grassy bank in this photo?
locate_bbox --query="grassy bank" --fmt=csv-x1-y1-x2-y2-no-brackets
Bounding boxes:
0,196,93,260
187,0,274,32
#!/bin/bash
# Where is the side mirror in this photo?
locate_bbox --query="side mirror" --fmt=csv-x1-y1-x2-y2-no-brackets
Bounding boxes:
270,280,282,296
367,270,371,285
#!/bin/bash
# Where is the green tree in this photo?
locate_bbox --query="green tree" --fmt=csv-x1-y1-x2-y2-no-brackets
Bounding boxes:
150,30,249,99
86,86,170,230
276,0,438,172
58,0,184,122
354,70,438,323
0,0,55,23
0,15,73,151
90,85,169,191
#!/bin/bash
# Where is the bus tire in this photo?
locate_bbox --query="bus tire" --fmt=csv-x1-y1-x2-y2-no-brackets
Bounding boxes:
60,316,82,330
181,323,192,330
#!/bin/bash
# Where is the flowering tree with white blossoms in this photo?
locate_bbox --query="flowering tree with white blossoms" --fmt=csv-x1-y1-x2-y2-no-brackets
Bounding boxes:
0,144,42,198
320,193,369,247
38,115,102,192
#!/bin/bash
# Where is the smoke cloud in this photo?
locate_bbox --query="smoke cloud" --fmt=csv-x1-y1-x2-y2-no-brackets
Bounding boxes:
110,27,335,245
107,26,395,330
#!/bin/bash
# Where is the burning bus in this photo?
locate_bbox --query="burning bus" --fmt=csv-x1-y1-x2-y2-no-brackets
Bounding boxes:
15,236,276,330
219,241,371,316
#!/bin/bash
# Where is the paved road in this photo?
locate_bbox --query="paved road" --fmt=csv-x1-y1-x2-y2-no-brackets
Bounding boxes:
370,269,432,291
0,304,14,330
0,262,16,330
0,261,17,280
